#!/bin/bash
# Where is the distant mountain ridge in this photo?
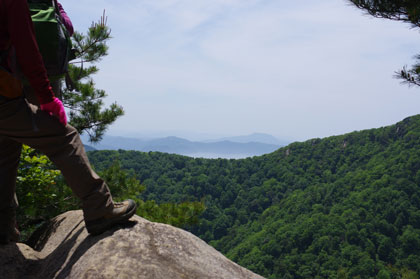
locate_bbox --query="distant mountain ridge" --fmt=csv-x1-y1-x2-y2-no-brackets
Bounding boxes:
86,134,286,158
204,133,288,145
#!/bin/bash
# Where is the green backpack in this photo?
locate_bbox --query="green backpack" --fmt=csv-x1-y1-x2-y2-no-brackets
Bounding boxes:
28,0,74,81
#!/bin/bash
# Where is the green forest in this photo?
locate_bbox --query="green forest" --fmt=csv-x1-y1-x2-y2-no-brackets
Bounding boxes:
12,1,420,277
86,115,420,279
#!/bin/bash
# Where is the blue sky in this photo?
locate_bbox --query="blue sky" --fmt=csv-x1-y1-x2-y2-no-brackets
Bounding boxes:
62,0,420,142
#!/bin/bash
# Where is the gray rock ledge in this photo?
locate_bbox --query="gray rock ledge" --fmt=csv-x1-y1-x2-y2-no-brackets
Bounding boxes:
0,210,265,279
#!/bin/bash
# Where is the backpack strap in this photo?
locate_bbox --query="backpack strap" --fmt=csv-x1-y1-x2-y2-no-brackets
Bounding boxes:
52,0,60,14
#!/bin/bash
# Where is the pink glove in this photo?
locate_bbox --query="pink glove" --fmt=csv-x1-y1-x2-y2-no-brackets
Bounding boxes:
40,97,68,126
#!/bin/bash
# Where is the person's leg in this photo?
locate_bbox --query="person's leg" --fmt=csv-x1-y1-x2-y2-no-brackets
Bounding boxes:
30,125,115,221
0,97,113,221
0,136,21,243
0,97,136,235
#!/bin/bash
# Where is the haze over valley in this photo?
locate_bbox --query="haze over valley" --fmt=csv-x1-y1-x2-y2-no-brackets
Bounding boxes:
84,133,288,158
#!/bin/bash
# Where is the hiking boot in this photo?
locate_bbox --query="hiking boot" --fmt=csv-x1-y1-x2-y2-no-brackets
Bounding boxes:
85,199,137,235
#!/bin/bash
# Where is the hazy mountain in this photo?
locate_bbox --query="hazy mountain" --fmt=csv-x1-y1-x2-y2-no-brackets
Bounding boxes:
205,133,288,145
83,144,96,152
85,135,283,158
86,136,148,150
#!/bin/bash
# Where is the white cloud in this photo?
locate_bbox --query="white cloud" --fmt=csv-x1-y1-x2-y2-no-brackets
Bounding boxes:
61,0,420,140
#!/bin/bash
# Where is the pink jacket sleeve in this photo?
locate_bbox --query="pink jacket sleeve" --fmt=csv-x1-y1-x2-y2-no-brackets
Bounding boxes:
57,2,74,36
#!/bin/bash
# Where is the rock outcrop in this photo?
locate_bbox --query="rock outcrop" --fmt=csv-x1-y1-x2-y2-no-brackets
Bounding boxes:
0,211,264,279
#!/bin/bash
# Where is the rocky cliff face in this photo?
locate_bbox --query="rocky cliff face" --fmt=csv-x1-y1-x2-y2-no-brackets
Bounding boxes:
0,211,264,279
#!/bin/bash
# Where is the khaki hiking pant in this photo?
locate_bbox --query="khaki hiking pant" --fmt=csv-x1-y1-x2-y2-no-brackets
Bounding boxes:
0,97,113,226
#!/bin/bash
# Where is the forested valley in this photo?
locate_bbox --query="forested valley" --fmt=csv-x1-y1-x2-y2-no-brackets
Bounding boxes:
85,115,420,279
9,1,420,277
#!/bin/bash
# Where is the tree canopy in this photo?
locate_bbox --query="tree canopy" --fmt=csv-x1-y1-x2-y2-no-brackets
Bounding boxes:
62,13,124,142
88,114,420,278
349,0,420,27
